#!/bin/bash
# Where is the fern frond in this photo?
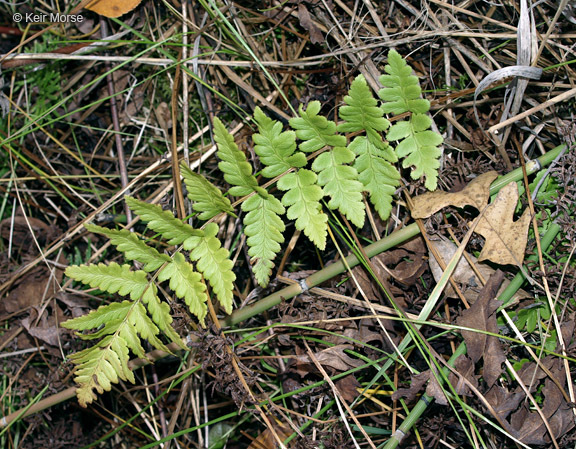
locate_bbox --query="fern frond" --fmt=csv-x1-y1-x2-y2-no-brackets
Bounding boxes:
158,252,208,325
61,300,131,340
65,263,151,300
242,194,285,287
253,107,307,177
213,117,263,197
277,169,328,249
125,197,203,245
180,162,235,220
311,147,365,228
65,263,185,347
378,50,430,115
65,299,172,407
349,136,400,220
183,223,235,315
85,224,171,272
337,74,390,134
387,113,442,190
289,101,346,153
68,335,134,407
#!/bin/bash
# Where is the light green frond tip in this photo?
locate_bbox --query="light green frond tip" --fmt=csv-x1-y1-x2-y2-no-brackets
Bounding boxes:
312,147,365,227
158,252,208,325
242,194,285,287
289,101,346,152
213,116,259,197
69,335,133,407
180,162,235,220
85,224,171,272
183,222,235,315
63,298,177,407
278,169,328,249
379,50,430,115
125,197,203,245
349,136,400,220
387,112,442,190
338,74,389,133
253,107,307,177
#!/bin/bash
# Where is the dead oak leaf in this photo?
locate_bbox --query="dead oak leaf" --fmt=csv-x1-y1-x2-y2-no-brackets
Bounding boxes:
474,182,531,266
411,171,498,219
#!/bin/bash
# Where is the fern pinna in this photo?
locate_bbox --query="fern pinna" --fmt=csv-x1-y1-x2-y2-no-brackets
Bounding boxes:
63,50,441,407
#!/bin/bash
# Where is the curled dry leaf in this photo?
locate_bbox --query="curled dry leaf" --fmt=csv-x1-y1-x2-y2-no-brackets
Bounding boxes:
473,181,532,266
411,171,498,219
85,0,143,18
428,236,530,305
456,271,506,388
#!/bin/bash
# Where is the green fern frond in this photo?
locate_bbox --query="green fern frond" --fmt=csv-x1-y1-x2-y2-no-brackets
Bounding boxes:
180,162,235,220
158,253,208,324
183,223,235,314
311,147,365,228
253,107,307,177
289,101,346,153
61,300,131,340
65,299,173,407
213,116,263,197
387,113,442,190
125,197,203,245
65,263,152,300
85,224,171,272
242,194,285,287
378,50,430,115
338,74,390,134
349,136,400,220
277,169,327,249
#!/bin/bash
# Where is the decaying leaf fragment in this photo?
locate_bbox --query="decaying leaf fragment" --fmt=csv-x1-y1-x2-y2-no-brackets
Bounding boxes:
474,182,532,266
411,171,498,218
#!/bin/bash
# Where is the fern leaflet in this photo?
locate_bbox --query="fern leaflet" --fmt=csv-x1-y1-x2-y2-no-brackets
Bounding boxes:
125,197,203,245
338,74,390,134
379,50,442,190
158,253,208,325
85,224,171,272
277,169,327,249
311,147,365,228
379,49,430,115
242,194,285,287
183,223,235,314
214,116,265,197
349,136,400,220
253,106,306,177
289,101,346,153
180,162,235,220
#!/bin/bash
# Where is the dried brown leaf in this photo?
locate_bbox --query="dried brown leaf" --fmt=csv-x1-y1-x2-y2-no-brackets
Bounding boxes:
474,182,531,266
85,0,143,18
297,4,324,44
411,171,498,219
335,375,361,402
456,271,506,387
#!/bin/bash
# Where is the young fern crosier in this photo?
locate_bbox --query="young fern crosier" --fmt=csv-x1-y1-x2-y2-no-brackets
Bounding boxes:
62,50,442,406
